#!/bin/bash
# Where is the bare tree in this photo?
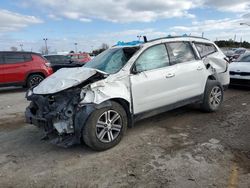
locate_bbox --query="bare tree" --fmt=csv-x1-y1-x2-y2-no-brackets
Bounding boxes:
39,46,50,55
10,46,18,51
101,43,109,50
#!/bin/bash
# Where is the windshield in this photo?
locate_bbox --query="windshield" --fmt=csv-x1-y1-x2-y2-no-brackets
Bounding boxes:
237,54,250,62
84,47,138,74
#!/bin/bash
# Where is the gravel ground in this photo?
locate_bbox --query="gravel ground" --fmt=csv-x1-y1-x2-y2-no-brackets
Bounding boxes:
0,86,250,188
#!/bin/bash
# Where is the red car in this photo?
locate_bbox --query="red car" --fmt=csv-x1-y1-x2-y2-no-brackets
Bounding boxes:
67,52,91,64
0,51,53,88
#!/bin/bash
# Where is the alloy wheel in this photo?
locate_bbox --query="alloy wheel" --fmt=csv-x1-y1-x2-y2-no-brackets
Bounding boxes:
209,86,222,108
96,110,122,143
29,76,43,87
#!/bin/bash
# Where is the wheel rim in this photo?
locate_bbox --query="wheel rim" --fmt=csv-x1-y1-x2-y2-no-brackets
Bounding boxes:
30,76,43,87
209,86,222,108
96,110,122,143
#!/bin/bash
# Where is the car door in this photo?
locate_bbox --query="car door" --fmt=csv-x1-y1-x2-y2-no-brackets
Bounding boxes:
3,52,28,83
165,41,208,100
130,44,181,114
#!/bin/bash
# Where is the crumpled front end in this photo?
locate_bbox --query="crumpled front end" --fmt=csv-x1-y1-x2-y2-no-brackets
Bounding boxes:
24,67,131,147
25,88,82,147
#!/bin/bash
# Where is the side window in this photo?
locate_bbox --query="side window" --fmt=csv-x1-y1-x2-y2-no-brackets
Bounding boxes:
195,43,217,58
4,53,30,64
166,42,196,64
0,54,4,64
23,54,32,61
135,44,170,72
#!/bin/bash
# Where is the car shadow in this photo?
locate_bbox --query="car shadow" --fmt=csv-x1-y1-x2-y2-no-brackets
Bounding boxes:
229,85,250,91
0,87,27,94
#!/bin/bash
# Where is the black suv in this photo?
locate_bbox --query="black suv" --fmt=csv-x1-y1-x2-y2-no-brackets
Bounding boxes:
44,55,82,72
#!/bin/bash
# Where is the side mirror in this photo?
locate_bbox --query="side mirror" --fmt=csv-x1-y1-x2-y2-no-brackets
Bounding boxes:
131,65,140,74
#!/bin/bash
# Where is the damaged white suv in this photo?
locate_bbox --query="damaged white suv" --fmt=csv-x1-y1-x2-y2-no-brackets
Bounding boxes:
25,36,229,150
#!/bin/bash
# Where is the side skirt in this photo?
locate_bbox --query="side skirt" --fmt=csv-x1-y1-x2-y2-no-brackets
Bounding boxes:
133,94,203,122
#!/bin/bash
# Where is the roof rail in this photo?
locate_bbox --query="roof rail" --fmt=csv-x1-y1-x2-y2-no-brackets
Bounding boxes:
147,35,209,43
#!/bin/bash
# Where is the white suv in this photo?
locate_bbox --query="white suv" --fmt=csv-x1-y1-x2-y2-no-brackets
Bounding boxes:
25,36,229,150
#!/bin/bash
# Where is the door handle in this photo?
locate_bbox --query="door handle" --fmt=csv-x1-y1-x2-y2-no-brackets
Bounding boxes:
197,66,203,71
166,73,175,78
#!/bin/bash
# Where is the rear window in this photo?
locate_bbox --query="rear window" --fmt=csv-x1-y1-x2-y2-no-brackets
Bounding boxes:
69,55,79,59
166,42,196,64
237,54,250,62
4,53,32,64
45,55,70,64
194,43,217,58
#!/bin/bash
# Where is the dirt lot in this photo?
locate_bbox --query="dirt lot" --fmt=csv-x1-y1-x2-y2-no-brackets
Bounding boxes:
0,86,250,188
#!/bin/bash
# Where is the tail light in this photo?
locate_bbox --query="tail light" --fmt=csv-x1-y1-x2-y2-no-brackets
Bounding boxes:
45,62,51,67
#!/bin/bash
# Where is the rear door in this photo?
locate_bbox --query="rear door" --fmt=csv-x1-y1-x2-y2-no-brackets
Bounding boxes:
165,42,208,100
3,52,32,83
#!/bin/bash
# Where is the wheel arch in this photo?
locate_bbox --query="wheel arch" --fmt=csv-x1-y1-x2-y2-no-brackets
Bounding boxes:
109,98,133,128
207,74,217,81
24,72,45,86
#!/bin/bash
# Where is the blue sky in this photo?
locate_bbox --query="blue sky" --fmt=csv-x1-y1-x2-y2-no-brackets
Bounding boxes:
0,0,250,53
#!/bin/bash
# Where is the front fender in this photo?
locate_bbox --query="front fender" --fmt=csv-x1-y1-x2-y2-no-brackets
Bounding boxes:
74,101,112,143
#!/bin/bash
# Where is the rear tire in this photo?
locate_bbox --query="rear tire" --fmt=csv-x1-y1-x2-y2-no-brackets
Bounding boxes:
201,80,224,112
82,101,128,151
27,74,44,88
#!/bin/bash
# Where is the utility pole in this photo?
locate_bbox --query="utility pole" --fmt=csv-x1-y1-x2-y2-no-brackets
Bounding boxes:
43,38,48,55
74,43,78,53
137,35,142,41
202,32,204,38
20,44,23,51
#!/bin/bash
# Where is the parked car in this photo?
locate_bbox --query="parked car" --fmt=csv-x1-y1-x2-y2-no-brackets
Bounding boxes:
229,52,250,86
25,36,229,150
0,51,53,88
44,55,82,72
67,52,91,64
226,48,247,61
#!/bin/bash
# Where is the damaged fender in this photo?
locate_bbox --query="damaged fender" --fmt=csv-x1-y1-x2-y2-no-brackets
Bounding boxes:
74,100,113,143
204,56,230,86
80,77,131,110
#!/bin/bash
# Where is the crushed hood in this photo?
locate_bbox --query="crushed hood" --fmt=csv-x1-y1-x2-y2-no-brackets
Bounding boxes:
33,67,98,95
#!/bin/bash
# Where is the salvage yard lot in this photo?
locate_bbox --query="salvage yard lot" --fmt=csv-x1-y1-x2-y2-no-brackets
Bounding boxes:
0,87,250,187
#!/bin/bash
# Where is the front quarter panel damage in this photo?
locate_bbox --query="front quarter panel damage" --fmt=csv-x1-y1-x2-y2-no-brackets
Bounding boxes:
80,77,131,108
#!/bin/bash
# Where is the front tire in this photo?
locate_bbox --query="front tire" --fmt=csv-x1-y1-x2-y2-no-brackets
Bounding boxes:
82,101,128,151
201,80,224,112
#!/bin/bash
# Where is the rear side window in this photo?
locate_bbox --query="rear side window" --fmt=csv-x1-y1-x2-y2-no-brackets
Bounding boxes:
4,53,32,64
0,54,4,64
166,42,196,64
135,44,170,72
195,43,217,58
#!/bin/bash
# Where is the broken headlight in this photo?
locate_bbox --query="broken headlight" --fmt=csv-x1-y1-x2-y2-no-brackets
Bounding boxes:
26,89,33,97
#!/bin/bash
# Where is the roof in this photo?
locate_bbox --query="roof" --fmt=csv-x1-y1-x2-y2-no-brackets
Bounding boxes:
113,35,212,49
0,51,41,55
147,35,210,43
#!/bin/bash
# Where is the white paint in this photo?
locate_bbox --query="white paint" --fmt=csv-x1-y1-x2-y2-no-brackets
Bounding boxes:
33,67,97,94
229,62,250,80
33,37,229,116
